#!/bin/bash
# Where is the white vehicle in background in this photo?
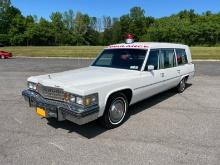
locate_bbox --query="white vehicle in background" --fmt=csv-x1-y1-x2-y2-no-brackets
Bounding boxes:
22,35,195,129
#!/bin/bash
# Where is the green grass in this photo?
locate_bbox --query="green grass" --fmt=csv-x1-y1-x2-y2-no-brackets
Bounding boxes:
2,46,220,59
2,46,105,58
190,47,220,60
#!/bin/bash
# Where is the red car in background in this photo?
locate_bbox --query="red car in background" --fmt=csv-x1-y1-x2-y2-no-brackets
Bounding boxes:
0,50,12,59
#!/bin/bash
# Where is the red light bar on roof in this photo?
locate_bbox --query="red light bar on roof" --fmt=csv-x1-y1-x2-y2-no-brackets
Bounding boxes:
125,33,134,44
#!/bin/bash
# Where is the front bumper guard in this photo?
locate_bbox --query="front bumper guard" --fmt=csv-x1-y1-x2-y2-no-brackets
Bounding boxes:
22,89,99,125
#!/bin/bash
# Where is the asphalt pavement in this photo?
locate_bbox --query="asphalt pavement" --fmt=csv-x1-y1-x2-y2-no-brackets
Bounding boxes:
0,58,220,165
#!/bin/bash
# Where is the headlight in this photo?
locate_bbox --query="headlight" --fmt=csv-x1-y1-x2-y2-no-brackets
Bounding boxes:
28,82,37,90
83,94,98,106
68,93,98,107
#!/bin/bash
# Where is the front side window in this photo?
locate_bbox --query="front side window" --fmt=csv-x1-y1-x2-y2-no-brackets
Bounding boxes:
145,49,159,70
160,49,176,69
176,49,188,65
92,49,147,71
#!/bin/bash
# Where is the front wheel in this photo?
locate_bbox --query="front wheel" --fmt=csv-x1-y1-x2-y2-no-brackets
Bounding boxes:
99,93,128,129
176,78,186,93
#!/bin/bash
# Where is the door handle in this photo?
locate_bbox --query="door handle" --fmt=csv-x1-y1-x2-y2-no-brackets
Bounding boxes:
177,70,181,73
160,73,165,77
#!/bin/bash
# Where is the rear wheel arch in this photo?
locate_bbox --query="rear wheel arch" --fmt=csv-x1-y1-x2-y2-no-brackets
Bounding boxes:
184,75,189,82
181,75,189,82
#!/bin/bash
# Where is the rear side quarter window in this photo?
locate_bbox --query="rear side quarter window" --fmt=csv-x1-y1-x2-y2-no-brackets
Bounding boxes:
176,49,188,65
160,49,176,69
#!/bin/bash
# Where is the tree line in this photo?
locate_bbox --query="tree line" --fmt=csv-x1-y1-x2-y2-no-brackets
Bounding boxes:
0,0,220,46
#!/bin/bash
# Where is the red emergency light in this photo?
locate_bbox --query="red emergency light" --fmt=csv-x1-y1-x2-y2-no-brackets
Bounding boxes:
125,33,135,44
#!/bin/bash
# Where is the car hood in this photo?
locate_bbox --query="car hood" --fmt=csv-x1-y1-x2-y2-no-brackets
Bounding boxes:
28,66,139,94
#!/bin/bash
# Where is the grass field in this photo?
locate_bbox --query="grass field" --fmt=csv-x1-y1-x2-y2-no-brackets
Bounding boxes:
2,46,220,59
190,47,220,59
2,46,104,58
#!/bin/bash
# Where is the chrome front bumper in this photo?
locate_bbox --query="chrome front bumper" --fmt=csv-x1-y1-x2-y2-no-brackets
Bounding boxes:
22,89,99,125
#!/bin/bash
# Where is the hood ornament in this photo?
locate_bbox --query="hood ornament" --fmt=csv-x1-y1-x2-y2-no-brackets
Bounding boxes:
48,74,51,79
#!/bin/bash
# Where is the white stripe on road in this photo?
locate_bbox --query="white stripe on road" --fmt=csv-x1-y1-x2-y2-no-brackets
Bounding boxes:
49,142,65,151
13,117,22,124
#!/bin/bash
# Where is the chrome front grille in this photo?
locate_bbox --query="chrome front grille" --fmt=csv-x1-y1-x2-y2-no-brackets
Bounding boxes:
38,84,64,101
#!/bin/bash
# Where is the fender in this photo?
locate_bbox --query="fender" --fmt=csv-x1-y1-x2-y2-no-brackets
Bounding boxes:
99,87,133,116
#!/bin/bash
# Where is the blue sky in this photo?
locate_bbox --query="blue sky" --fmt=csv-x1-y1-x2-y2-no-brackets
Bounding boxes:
12,0,220,20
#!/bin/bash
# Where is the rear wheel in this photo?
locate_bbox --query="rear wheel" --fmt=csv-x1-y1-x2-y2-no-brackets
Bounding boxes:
176,78,186,93
1,56,5,59
99,93,128,129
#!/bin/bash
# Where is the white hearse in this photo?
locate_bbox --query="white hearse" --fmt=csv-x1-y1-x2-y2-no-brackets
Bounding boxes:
22,38,195,129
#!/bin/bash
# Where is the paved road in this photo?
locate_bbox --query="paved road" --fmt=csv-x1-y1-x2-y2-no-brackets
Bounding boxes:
0,58,220,165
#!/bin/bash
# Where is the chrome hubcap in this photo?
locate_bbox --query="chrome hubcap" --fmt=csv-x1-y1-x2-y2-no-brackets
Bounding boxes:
180,80,185,91
109,99,126,124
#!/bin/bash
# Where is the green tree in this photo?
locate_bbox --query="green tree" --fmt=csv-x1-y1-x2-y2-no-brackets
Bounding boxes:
103,16,112,30
90,16,98,31
50,12,65,45
63,9,74,30
0,0,10,11
8,9,26,45
129,7,146,40
73,12,90,45
119,14,131,37
24,17,54,46
1,4,220,46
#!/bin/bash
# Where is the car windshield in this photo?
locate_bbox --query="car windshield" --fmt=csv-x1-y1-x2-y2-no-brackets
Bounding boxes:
92,49,147,71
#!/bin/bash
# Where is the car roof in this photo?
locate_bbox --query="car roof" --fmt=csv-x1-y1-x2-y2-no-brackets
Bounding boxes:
106,42,188,50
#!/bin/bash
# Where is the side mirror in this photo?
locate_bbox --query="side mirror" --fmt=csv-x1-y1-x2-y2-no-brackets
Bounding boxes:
147,65,154,71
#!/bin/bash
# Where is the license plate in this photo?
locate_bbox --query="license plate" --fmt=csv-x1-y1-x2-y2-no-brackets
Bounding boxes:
36,107,46,117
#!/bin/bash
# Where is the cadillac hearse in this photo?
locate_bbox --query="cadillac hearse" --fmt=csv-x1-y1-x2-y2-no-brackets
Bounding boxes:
22,36,195,129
